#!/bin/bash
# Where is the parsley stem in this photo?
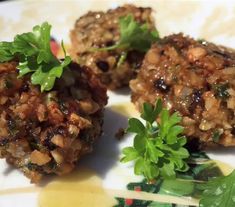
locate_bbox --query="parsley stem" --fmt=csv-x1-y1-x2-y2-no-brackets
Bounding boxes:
89,44,118,52
117,51,127,67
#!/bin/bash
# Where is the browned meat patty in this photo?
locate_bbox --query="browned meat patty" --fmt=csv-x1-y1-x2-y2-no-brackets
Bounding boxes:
70,4,155,90
130,33,235,149
0,61,107,183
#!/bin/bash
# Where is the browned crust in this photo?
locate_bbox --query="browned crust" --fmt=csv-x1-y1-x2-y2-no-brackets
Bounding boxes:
130,33,235,149
70,4,155,89
0,61,107,183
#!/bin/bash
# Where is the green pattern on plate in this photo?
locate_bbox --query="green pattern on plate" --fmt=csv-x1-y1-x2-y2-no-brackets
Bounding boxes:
114,152,224,207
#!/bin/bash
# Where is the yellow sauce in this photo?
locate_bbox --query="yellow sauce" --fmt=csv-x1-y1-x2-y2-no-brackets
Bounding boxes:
39,167,116,207
109,102,139,118
38,166,199,207
214,160,234,175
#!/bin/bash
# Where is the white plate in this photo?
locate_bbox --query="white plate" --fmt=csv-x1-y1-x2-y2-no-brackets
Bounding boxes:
0,0,235,207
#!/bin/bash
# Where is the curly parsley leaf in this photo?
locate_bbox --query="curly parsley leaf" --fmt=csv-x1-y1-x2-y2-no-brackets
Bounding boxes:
121,99,189,181
0,42,14,62
117,14,159,52
98,14,159,53
0,22,71,92
198,170,235,207
91,14,159,66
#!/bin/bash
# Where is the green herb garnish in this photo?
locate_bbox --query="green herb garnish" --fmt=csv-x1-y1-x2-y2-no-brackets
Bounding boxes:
104,14,159,52
198,170,235,207
0,22,71,92
92,14,159,66
121,99,189,181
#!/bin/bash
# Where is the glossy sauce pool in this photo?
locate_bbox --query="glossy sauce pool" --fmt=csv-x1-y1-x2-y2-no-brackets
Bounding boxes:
39,168,116,207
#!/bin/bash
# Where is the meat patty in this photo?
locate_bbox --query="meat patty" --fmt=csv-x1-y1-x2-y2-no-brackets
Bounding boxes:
130,33,235,148
70,4,155,89
0,61,107,183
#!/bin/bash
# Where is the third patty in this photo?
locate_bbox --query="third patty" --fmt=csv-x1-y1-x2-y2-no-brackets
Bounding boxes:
70,4,155,90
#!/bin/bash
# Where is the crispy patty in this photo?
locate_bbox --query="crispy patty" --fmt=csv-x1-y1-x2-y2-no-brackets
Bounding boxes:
70,4,155,89
0,61,107,183
130,33,235,149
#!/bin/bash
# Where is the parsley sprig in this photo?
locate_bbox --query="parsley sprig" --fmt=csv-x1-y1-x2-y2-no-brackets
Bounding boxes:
92,14,159,66
0,22,71,92
121,99,189,181
99,14,159,52
198,169,235,207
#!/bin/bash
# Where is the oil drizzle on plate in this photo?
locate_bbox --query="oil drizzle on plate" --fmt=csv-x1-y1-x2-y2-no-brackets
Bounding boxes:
109,102,138,118
214,160,233,175
39,167,116,207
38,167,199,207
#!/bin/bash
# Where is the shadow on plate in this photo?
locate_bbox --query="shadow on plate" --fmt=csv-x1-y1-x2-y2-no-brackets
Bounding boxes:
205,146,235,155
3,165,15,176
78,107,128,177
111,87,130,95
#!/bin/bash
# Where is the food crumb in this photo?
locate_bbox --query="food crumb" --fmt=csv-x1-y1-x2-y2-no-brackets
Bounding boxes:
115,128,126,140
